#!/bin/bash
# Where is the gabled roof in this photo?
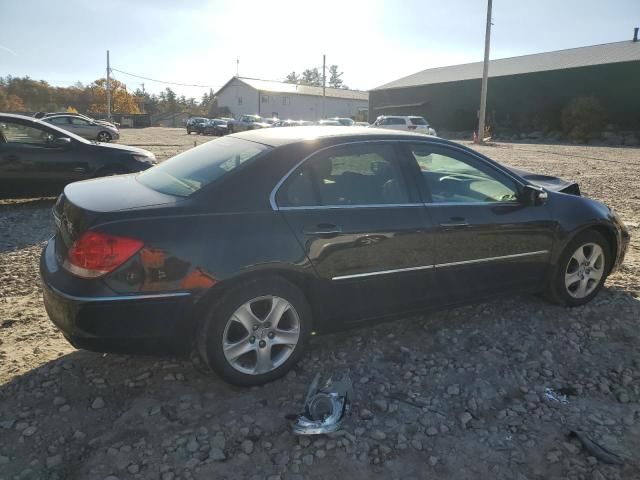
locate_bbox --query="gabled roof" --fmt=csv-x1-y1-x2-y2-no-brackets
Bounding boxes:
216,76,368,101
374,41,640,91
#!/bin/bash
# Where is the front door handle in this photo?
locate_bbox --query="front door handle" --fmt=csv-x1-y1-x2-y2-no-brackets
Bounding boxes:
439,216,469,227
303,223,342,237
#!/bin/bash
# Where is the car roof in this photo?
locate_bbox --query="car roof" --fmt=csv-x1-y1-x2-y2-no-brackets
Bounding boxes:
229,126,447,147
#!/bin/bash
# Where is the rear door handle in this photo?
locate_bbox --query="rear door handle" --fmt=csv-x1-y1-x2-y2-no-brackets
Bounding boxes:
303,223,342,237
439,216,469,227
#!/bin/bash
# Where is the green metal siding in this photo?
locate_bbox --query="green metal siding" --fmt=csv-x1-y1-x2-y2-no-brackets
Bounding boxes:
370,61,640,131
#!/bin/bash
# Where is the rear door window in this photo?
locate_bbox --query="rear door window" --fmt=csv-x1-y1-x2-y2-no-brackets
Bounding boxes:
137,137,271,197
277,143,410,207
409,117,428,125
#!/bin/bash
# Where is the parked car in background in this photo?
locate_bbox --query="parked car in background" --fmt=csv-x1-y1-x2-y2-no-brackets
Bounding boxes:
227,115,271,133
203,119,228,136
355,121,370,127
0,113,155,197
42,114,120,142
186,117,208,135
329,117,355,126
261,118,280,127
373,115,437,136
40,126,628,386
318,119,342,126
34,112,120,129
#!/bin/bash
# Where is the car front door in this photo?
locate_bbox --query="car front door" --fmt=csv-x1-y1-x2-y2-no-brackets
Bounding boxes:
403,142,556,304
274,141,441,323
68,117,95,139
0,120,88,196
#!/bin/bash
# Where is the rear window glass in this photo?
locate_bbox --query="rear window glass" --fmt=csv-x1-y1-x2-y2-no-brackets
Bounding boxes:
410,117,428,125
137,137,271,197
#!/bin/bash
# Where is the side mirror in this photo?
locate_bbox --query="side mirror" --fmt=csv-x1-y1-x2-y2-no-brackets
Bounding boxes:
53,137,72,148
521,185,548,206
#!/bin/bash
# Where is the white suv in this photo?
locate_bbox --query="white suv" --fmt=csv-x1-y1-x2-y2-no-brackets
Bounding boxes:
372,115,437,136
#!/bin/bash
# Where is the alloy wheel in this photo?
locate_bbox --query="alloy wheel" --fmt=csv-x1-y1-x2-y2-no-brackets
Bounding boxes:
222,295,300,375
97,132,111,142
565,242,605,298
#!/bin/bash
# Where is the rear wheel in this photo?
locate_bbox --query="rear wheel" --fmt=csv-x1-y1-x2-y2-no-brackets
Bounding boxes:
97,131,112,142
197,277,311,386
546,230,611,306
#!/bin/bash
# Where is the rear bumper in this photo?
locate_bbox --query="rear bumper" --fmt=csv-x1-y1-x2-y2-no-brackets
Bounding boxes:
40,240,196,356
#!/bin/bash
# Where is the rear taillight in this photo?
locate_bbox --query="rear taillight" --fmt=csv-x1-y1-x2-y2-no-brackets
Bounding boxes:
408,125,417,130
63,231,143,278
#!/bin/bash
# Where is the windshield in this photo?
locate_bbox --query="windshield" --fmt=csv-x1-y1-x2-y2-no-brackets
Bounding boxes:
137,136,271,197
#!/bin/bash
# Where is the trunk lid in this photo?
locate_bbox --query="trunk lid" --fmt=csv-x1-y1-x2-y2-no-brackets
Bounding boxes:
53,174,181,258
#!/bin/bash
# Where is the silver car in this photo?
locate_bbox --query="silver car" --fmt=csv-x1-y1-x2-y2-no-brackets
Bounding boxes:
43,114,120,142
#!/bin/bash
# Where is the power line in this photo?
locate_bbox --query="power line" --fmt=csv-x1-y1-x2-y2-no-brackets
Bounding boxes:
111,67,220,89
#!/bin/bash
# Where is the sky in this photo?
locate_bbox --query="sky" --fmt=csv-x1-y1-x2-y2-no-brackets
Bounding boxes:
1,0,639,100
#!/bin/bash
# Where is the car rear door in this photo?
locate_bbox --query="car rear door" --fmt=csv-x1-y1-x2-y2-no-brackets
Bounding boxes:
403,142,556,303
274,141,442,323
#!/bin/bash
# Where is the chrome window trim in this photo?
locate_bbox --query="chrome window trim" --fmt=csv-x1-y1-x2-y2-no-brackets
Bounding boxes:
331,250,549,281
333,264,434,281
46,283,191,303
269,139,527,211
279,203,424,211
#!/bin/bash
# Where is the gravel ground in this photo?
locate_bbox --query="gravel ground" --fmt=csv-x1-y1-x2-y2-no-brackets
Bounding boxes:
1,128,639,480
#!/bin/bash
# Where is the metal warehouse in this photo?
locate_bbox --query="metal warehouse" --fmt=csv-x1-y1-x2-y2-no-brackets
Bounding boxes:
370,38,640,133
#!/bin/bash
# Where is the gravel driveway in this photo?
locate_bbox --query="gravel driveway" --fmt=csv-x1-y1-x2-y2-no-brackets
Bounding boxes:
1,128,639,480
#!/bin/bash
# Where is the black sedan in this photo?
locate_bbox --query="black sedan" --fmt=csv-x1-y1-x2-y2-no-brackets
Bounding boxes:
0,114,156,197
40,127,630,385
203,119,228,136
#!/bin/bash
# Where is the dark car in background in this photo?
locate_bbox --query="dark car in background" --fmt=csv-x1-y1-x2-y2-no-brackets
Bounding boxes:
186,117,208,135
203,119,228,136
40,127,629,386
0,113,156,197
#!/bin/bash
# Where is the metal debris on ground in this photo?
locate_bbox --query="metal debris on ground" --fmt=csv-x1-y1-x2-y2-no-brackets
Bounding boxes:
569,430,624,465
290,373,353,435
544,387,569,404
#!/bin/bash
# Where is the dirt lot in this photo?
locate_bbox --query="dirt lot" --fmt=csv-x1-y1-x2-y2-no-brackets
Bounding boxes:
1,127,639,480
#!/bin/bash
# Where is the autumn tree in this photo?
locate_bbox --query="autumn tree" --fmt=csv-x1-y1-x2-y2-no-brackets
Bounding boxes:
87,78,141,114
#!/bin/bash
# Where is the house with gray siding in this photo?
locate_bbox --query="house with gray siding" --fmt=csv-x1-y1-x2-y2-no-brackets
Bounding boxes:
214,77,368,121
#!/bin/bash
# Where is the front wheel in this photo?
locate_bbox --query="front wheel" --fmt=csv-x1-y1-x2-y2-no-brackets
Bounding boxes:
97,131,112,142
546,230,611,306
197,277,311,386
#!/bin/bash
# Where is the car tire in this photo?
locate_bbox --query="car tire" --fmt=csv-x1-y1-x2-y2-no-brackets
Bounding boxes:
197,276,312,386
546,230,611,307
97,131,112,142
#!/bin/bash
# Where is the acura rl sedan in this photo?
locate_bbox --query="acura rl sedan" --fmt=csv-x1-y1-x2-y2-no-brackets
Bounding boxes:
40,127,629,385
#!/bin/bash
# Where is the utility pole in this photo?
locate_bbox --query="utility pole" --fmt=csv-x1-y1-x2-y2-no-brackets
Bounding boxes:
477,0,492,144
106,50,111,121
141,83,145,94
322,54,326,119
236,59,239,77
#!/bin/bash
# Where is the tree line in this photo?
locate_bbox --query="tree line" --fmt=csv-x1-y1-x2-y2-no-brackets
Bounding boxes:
0,76,215,117
284,65,348,89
